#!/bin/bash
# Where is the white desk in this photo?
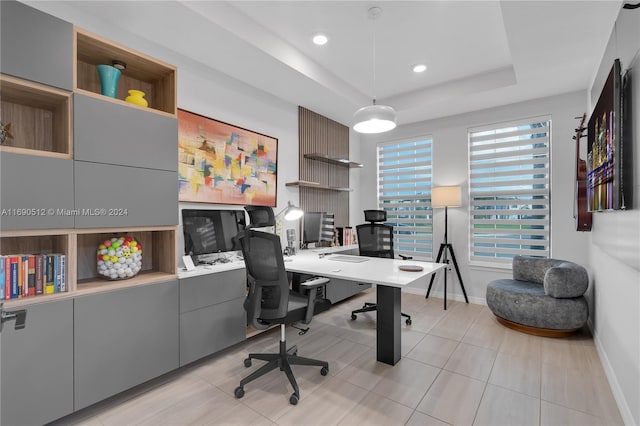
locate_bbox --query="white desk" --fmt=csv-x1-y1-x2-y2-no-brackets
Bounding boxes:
176,245,360,280
285,251,445,365
177,247,444,366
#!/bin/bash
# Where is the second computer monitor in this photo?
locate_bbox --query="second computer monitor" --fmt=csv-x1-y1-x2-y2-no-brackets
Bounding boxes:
303,211,334,246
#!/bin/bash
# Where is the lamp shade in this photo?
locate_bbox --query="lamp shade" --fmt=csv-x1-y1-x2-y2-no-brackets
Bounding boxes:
431,186,462,208
278,201,304,221
353,104,397,134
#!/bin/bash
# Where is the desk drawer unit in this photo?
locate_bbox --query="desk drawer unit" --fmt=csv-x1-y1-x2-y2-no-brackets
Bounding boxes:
325,278,371,304
179,269,246,366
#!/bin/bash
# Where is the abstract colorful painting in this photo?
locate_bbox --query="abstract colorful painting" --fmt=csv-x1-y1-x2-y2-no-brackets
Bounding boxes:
178,109,277,206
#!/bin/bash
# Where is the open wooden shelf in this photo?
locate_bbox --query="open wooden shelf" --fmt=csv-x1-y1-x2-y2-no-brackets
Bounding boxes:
75,28,176,116
0,232,70,256
285,180,320,187
1,226,176,306
0,74,72,156
286,180,353,192
304,153,363,168
75,226,176,289
75,271,175,293
0,231,73,304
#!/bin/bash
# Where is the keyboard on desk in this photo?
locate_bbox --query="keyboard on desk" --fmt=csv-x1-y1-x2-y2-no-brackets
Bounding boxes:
202,258,231,265
327,255,369,263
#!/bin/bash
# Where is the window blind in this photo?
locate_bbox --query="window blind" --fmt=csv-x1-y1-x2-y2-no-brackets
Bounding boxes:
377,138,433,258
469,117,550,266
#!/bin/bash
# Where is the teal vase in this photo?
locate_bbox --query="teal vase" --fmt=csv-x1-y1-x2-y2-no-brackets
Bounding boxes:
96,64,121,98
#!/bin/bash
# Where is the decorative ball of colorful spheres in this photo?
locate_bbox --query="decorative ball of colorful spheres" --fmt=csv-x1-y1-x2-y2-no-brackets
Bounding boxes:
96,236,143,280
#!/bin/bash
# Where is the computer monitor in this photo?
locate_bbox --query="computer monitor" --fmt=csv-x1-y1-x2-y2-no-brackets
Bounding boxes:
302,212,322,245
302,211,334,246
218,210,245,251
182,209,246,261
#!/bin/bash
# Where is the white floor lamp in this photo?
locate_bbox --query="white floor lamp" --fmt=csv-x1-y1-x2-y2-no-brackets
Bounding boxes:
426,186,469,310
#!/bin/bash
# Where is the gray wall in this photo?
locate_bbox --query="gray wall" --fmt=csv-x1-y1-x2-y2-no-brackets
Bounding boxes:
587,5,640,425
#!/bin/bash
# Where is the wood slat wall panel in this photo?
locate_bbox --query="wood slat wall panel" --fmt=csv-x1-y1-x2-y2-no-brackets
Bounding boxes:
300,189,349,226
298,106,350,228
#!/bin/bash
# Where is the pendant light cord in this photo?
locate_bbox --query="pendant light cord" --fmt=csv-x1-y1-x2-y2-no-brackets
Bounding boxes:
368,6,381,105
372,18,376,104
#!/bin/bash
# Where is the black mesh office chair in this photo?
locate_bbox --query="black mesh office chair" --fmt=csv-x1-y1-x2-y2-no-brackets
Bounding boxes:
234,206,330,405
350,210,412,325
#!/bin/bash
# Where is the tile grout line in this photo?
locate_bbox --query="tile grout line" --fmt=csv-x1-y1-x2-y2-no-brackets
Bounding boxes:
538,341,543,426
469,310,500,426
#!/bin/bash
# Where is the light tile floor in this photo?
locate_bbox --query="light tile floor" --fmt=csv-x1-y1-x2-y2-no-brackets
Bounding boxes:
53,289,623,426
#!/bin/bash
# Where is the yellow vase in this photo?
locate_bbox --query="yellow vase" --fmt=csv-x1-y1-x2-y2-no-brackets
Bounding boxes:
125,89,148,107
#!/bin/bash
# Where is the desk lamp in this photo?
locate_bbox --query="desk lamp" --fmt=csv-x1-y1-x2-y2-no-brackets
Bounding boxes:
277,201,304,221
425,186,469,309
275,202,304,255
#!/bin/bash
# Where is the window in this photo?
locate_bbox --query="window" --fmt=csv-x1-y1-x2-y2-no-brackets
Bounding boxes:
377,138,433,258
469,117,550,266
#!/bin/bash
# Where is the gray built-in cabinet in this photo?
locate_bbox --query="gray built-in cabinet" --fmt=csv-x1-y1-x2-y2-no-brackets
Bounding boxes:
74,280,179,410
72,79,178,229
0,152,75,230
73,93,178,171
0,2,181,425
1,299,75,426
0,0,73,91
74,161,178,228
179,270,246,366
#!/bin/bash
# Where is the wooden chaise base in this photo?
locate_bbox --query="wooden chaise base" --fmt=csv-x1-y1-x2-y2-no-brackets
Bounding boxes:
494,315,579,338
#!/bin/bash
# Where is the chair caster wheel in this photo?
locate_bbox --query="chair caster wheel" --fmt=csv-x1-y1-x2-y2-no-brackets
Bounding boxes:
244,358,252,368
289,393,299,405
406,318,412,326
234,386,245,399
351,314,357,320
320,366,329,376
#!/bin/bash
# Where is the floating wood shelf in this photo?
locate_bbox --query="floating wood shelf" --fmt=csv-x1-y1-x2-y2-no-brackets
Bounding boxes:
304,153,363,168
286,181,353,192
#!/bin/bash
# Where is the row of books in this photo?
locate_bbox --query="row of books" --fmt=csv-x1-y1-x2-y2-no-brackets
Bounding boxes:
343,227,357,246
335,227,356,247
0,254,67,300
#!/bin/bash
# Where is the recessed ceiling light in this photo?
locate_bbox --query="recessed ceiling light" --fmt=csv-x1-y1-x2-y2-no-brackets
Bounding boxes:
413,64,427,73
312,33,328,46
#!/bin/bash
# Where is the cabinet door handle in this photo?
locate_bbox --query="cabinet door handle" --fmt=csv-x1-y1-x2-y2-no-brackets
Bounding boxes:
0,303,27,331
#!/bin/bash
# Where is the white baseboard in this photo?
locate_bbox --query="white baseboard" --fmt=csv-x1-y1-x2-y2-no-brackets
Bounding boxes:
402,287,486,306
588,319,636,426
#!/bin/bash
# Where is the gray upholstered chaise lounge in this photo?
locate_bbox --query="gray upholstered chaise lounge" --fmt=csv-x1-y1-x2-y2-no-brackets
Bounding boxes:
486,256,589,337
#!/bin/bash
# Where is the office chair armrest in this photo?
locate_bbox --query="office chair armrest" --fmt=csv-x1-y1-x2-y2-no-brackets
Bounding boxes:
300,277,329,324
245,283,270,330
399,254,413,260
299,277,330,289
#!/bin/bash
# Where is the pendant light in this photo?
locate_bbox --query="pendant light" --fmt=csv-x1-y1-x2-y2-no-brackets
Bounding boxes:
353,6,397,134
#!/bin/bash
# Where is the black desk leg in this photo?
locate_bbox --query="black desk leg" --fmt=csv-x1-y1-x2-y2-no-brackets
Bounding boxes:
376,285,401,366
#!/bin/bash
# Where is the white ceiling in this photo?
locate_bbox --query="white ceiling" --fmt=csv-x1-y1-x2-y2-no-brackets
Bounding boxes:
42,1,622,127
